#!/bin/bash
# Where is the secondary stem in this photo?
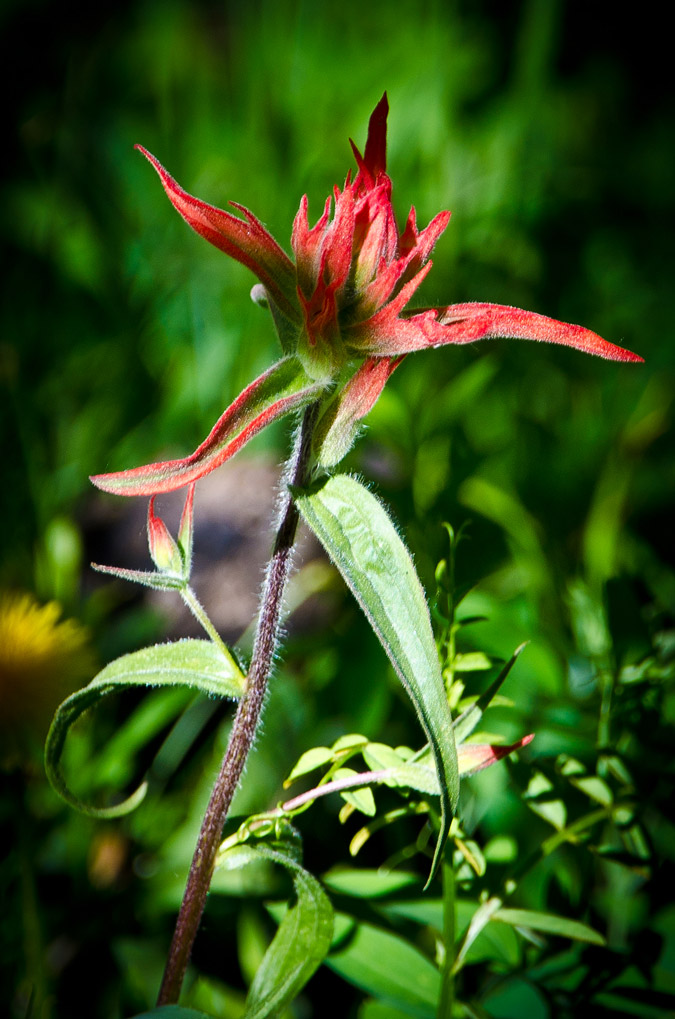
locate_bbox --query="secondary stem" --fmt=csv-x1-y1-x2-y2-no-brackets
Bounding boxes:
157,403,319,1006
437,855,455,1018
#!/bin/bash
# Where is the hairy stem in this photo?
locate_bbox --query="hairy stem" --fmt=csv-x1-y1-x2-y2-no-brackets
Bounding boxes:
157,404,319,1006
180,584,239,668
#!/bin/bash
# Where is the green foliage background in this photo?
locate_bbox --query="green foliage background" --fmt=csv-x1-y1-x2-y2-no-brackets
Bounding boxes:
1,1,673,1016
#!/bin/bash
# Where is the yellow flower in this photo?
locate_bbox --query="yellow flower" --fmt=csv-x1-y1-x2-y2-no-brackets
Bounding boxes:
0,592,95,768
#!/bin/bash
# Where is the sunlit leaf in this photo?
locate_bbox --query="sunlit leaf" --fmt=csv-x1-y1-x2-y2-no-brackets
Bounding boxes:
284,746,334,786
568,774,613,806
524,771,567,831
295,474,458,881
45,639,245,817
334,767,377,816
453,652,493,672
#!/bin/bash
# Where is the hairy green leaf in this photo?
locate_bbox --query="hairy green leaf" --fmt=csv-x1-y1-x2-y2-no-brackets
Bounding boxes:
45,639,245,817
295,475,458,881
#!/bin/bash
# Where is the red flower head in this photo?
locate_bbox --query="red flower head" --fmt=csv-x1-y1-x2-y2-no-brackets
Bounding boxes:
91,94,642,495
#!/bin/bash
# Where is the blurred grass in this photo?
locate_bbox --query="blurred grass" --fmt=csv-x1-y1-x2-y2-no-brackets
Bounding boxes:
1,0,673,1016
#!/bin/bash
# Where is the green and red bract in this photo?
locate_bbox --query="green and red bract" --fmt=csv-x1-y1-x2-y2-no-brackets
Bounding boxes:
91,94,642,497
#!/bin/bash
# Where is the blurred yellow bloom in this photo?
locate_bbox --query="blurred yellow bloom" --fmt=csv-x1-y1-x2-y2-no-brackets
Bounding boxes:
0,592,95,768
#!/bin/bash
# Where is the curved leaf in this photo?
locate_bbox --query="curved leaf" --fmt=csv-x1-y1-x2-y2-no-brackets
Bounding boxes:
45,639,245,817
91,358,325,496
218,843,333,1019
294,474,458,882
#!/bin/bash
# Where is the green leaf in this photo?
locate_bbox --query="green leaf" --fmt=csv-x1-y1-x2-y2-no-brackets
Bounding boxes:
453,651,493,672
332,733,370,753
295,475,458,881
568,774,613,806
452,896,504,974
326,916,440,1017
493,908,606,945
236,846,334,1019
481,977,549,1019
524,771,567,831
323,868,421,899
362,743,440,794
45,639,245,817
334,768,377,816
363,742,409,772
285,746,333,785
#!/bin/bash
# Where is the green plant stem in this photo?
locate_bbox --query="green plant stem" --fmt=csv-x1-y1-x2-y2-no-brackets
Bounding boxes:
597,664,615,777
156,403,319,1006
180,584,239,669
437,855,456,1018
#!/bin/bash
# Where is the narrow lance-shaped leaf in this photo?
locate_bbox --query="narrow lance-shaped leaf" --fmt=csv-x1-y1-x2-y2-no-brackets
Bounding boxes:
294,474,458,882
453,643,527,745
45,639,245,817
492,908,605,945
91,358,326,497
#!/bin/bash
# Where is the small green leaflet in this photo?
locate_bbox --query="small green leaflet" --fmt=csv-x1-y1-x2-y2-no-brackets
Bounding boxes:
294,474,458,882
45,639,245,817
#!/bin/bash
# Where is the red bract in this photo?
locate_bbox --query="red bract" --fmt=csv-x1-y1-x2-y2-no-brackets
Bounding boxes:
91,94,642,496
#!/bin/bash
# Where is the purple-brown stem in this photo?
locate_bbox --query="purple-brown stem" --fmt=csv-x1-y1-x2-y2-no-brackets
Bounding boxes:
157,403,319,1006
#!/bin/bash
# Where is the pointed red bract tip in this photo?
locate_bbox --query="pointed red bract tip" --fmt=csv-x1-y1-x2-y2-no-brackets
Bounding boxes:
435,304,644,363
134,145,299,321
363,92,389,178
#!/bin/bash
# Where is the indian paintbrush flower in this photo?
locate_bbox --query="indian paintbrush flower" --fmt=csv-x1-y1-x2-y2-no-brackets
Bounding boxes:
91,94,642,496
